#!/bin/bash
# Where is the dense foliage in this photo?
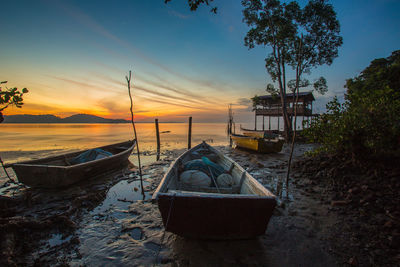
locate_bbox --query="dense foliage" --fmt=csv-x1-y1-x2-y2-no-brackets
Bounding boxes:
304,50,400,156
0,81,28,123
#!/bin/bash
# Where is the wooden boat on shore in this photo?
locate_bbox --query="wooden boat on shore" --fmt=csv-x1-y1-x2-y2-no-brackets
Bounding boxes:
153,141,276,239
240,126,280,139
231,134,284,153
9,140,135,188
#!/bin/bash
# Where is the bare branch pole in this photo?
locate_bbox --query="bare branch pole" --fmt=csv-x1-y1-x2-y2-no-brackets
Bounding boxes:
126,70,145,198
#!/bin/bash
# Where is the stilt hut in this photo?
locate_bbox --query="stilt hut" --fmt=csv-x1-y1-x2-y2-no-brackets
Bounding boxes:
252,91,317,132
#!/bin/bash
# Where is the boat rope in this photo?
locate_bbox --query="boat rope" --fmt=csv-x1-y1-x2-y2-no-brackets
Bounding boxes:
0,156,15,183
154,193,176,266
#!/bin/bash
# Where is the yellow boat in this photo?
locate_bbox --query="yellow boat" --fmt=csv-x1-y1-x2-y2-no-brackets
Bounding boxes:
242,130,280,139
231,134,284,153
240,127,280,139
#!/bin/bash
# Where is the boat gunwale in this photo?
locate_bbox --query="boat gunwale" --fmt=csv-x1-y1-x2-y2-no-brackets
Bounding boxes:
11,140,136,169
156,191,275,200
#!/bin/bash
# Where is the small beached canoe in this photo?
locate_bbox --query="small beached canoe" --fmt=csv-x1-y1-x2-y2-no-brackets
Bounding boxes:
10,140,135,188
242,130,280,139
240,126,281,139
231,134,284,153
153,141,276,239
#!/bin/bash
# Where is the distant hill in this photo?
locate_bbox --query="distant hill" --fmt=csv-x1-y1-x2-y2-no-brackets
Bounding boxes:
3,114,129,123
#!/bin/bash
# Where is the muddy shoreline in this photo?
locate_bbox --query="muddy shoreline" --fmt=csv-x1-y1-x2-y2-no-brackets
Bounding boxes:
0,144,382,266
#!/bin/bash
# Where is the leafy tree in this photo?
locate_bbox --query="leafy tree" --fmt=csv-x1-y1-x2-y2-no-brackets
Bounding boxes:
242,0,342,141
0,81,29,123
304,50,400,158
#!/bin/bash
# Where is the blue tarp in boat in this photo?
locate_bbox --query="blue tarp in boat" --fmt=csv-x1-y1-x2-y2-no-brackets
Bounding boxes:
183,156,225,178
70,148,113,165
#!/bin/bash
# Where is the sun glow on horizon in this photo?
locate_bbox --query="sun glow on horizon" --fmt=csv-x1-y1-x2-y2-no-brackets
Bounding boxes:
2,73,248,122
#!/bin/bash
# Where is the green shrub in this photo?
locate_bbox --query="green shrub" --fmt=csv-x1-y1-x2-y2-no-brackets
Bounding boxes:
303,50,400,156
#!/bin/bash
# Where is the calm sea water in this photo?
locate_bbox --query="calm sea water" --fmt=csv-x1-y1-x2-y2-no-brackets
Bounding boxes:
0,123,231,153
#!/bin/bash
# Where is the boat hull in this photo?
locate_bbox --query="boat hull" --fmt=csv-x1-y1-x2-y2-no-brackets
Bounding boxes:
11,140,135,188
242,130,280,139
153,142,276,240
157,193,275,239
231,134,284,153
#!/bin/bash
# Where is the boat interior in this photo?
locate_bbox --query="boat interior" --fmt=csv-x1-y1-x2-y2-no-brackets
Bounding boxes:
162,143,273,197
14,141,133,167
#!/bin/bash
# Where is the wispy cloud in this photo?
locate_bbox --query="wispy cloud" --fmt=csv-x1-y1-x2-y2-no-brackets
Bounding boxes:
168,10,190,19
50,76,96,89
138,95,207,110
51,0,232,98
87,72,206,105
139,77,222,105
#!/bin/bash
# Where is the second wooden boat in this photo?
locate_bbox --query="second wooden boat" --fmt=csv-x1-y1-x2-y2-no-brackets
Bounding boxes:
231,134,284,153
153,141,276,239
10,140,135,188
240,126,280,139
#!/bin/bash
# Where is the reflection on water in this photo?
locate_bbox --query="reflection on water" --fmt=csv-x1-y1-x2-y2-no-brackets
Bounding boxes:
92,179,151,215
0,123,230,162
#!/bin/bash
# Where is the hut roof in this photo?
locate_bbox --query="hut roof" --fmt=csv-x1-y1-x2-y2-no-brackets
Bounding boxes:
258,91,315,103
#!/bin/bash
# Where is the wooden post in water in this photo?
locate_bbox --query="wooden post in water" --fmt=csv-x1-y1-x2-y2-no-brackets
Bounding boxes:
155,118,160,161
188,116,192,149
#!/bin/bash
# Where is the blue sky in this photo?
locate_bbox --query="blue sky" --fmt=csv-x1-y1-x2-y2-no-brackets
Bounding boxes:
1,0,399,122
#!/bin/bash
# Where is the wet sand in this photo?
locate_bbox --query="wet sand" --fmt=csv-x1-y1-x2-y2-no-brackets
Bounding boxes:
0,144,340,266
